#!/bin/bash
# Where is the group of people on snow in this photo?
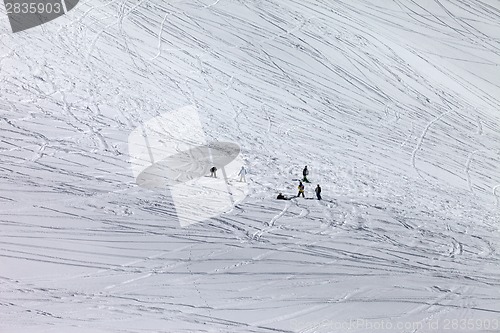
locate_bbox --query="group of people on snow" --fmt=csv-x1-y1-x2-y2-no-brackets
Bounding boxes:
208,164,321,200
277,166,322,200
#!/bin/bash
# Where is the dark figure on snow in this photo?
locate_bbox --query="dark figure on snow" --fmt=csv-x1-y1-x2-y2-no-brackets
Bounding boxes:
297,181,305,198
277,193,287,200
210,166,217,178
315,184,322,200
302,166,309,182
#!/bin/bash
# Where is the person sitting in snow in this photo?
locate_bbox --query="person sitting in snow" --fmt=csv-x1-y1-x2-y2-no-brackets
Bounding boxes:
277,193,286,200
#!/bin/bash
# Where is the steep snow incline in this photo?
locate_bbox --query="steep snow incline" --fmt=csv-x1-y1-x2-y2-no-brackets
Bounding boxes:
1,1,500,332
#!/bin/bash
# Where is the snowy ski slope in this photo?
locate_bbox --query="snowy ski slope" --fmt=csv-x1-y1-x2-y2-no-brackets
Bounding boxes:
1,0,500,332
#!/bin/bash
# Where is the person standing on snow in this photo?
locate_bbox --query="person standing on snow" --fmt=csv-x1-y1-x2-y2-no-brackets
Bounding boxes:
238,166,247,182
210,166,217,178
315,184,322,200
302,166,309,183
297,181,305,198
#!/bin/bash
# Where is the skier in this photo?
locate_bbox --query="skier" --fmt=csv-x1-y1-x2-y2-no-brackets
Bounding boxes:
238,166,247,182
297,181,305,198
210,166,217,178
315,184,322,200
302,166,310,183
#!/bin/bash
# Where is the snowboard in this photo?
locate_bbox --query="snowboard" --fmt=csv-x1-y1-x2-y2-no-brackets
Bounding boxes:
292,178,311,183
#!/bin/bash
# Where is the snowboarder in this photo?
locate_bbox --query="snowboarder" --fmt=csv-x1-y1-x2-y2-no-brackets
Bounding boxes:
238,166,247,182
297,181,305,198
315,184,322,200
210,166,217,178
302,166,310,183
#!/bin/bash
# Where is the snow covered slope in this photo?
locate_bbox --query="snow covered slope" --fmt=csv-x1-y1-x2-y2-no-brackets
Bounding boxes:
1,0,500,332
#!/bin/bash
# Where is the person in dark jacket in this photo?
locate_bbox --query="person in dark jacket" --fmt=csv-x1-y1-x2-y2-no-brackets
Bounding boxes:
302,166,309,182
315,184,322,200
210,166,217,177
277,193,287,200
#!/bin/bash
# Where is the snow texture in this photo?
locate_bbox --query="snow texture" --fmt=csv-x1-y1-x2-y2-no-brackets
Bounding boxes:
0,0,500,332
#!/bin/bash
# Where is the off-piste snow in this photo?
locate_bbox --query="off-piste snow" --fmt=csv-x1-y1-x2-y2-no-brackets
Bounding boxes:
1,1,500,332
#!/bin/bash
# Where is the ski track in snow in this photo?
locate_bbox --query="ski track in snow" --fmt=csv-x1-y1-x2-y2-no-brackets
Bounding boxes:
1,0,500,332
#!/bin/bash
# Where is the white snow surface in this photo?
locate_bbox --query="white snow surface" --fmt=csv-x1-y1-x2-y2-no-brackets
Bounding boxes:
1,0,500,332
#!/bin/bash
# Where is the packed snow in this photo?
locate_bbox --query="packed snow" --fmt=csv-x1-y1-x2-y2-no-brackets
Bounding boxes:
1,0,500,332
